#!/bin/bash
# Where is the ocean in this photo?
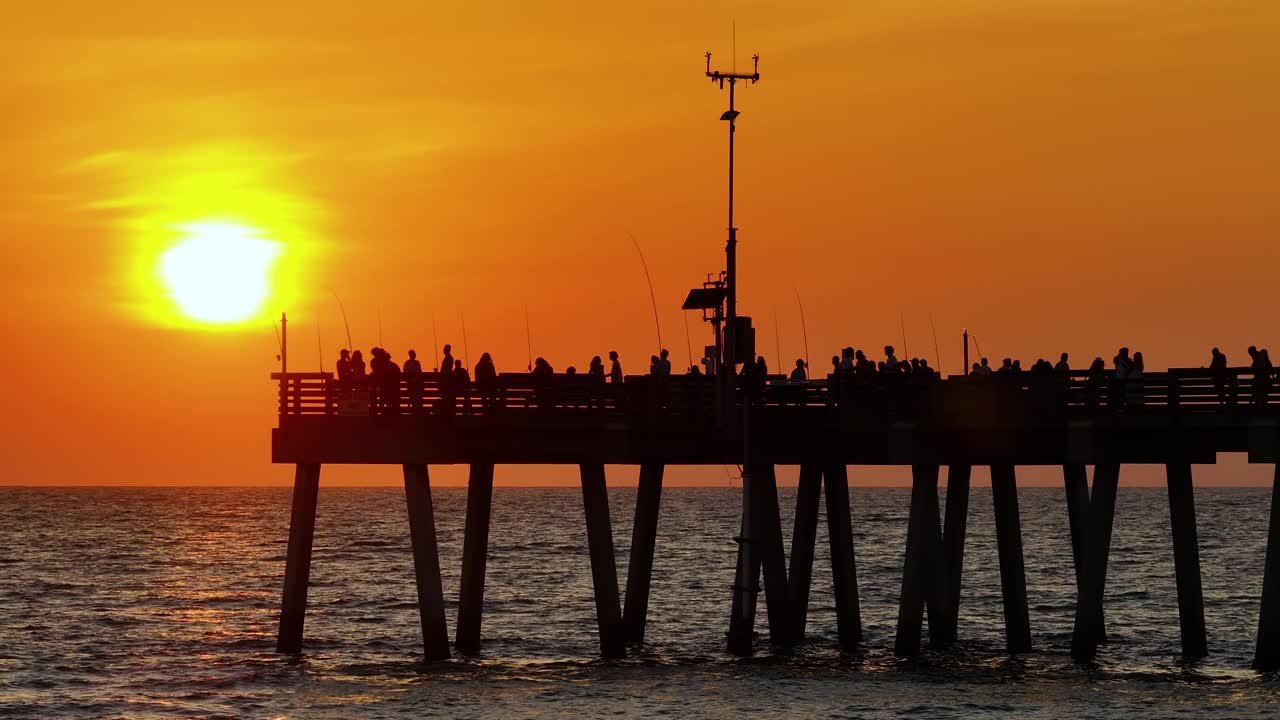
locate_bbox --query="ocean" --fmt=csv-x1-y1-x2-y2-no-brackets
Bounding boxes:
1,485,1278,719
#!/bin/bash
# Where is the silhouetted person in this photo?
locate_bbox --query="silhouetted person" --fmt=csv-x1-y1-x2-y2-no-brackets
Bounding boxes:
369,347,386,412
404,349,423,412
1055,353,1070,372
919,358,935,379
975,357,993,376
1112,347,1132,409
1011,359,1023,373
1210,347,1229,406
688,365,702,376
1087,356,1106,409
438,345,455,416
475,352,498,411
453,358,471,414
658,349,672,376
855,350,873,374
831,355,840,376
440,344,454,378
336,349,352,389
532,357,553,376
884,345,899,372
381,350,402,414
1127,351,1145,407
608,350,623,383
1114,347,1132,377
565,366,577,376
649,355,660,375
350,350,367,388
753,356,769,403
1251,346,1274,408
791,358,807,383
839,347,855,373
532,357,553,410
588,355,605,380
997,358,1013,374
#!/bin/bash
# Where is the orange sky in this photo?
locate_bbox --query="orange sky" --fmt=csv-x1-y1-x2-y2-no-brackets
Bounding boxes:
3,1,1279,486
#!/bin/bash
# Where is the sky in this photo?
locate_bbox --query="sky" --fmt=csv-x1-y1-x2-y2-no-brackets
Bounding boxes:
3,1,1278,486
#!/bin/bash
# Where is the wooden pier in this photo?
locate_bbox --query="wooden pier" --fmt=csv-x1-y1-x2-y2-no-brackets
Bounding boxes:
270,368,1280,667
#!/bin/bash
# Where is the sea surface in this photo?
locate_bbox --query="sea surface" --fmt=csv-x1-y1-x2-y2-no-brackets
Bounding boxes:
1,484,1279,719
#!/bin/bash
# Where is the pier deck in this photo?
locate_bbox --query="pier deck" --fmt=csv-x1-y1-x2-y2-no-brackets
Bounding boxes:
269,368,1280,668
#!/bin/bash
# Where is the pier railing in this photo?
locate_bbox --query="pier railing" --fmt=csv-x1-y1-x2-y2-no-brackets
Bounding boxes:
272,368,1279,420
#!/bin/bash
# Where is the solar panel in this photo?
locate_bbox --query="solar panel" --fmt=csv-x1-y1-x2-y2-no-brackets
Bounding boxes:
682,287,727,311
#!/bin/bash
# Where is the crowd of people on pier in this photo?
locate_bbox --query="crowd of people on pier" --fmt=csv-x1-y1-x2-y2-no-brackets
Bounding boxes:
314,339,1276,415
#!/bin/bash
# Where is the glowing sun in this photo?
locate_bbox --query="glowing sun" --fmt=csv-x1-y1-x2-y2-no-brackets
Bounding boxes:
159,221,281,324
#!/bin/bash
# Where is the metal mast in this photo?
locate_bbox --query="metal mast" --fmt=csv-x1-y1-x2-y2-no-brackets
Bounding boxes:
705,51,759,375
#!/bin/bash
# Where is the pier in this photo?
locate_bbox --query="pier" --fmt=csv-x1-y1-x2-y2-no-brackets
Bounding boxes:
270,368,1280,667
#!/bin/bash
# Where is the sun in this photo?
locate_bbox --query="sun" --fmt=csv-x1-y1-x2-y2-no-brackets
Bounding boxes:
159,221,282,324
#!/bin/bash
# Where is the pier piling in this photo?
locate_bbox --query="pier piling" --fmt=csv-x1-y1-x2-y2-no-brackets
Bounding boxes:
990,464,1032,653
403,464,450,661
728,464,762,656
1062,464,1106,642
1254,464,1280,670
755,464,794,647
895,464,943,656
1166,462,1207,658
1072,463,1120,659
787,463,823,640
824,463,863,648
277,462,321,654
579,464,626,658
622,463,664,643
456,463,495,656
938,464,971,647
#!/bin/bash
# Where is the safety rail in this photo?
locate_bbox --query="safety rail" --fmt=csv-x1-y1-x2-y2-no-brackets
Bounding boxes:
271,368,1279,419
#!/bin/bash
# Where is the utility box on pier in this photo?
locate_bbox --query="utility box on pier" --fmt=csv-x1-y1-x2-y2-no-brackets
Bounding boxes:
726,316,755,365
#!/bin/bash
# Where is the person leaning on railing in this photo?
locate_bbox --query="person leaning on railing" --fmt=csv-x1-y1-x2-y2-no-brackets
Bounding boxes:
1250,346,1274,408
475,353,498,412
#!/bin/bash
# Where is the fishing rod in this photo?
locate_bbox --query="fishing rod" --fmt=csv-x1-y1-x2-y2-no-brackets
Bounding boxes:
524,306,534,372
627,231,663,354
431,313,440,372
795,288,811,379
328,287,354,353
899,312,908,358
271,318,283,364
682,309,694,373
929,313,942,375
460,313,471,370
773,310,782,373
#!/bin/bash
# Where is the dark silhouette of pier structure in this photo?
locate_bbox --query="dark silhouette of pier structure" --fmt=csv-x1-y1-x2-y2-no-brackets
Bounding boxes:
270,51,1280,669
270,368,1280,668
